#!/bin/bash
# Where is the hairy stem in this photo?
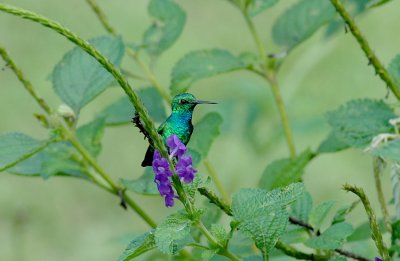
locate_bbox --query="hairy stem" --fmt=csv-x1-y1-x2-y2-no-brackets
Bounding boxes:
343,184,390,260
242,11,296,158
85,0,116,35
373,157,392,234
329,0,400,99
203,159,230,203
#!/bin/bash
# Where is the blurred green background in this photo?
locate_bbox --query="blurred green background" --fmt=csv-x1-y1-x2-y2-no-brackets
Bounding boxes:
1,0,399,260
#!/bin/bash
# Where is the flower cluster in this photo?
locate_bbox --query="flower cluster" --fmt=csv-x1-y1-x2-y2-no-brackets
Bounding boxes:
152,134,197,207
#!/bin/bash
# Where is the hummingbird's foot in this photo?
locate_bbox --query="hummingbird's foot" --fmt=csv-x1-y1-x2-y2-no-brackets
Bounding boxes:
118,189,127,210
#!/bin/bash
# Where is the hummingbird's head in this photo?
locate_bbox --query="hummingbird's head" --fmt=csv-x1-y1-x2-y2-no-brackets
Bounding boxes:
171,93,216,113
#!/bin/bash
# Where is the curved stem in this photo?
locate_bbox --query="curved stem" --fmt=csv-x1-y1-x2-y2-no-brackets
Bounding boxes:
85,0,116,35
203,159,230,203
373,157,392,234
343,184,390,260
0,4,167,156
242,11,296,158
329,0,400,100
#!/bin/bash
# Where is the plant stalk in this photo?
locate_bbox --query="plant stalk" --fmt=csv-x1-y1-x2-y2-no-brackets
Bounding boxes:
373,158,392,234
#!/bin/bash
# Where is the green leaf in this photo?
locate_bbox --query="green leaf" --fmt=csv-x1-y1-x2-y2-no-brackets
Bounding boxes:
52,36,125,113
246,0,279,16
391,164,400,220
392,219,400,248
280,224,310,244
8,142,86,179
305,223,354,250
259,149,314,191
188,112,223,159
290,191,313,223
309,200,335,231
98,87,166,125
332,200,359,225
388,54,400,88
155,211,193,255
210,224,228,246
143,0,186,56
170,49,245,95
231,183,303,254
117,231,156,261
76,117,106,157
121,168,158,196
272,0,336,50
0,132,48,172
326,99,396,148
347,219,386,242
371,140,400,162
318,132,350,153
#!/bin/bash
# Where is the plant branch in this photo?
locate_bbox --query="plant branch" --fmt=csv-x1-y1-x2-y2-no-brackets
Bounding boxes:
203,159,230,203
343,184,390,260
0,4,167,156
329,0,400,100
198,187,233,215
373,157,392,234
0,47,52,114
85,0,116,35
242,11,296,158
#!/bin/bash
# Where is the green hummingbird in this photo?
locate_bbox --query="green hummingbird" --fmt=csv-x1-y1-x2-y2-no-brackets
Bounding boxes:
141,93,216,167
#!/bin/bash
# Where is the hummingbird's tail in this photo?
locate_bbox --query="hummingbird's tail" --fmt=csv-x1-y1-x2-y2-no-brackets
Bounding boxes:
141,146,154,167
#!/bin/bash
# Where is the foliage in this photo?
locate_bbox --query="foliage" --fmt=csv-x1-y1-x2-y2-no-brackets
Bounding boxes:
0,0,399,260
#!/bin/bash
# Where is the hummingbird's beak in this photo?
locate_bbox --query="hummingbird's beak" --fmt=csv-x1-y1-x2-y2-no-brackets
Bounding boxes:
192,100,217,105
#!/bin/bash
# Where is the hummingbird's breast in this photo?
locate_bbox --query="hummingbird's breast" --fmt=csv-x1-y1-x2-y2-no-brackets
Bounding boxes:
162,112,193,145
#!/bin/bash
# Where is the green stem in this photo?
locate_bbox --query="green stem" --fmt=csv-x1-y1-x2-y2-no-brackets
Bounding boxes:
0,47,52,114
203,159,230,203
196,221,241,261
0,4,166,155
242,11,296,158
275,242,328,260
197,187,233,216
373,158,392,234
85,0,116,35
329,0,400,100
343,184,391,260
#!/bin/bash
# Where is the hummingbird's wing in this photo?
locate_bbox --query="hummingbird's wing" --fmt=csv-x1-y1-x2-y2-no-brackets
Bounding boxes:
141,121,166,167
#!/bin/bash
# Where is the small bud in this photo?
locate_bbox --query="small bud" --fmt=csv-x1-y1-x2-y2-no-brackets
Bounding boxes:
57,104,76,126
34,113,50,128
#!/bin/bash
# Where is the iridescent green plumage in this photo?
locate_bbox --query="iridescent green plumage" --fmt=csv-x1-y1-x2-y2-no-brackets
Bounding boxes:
141,93,216,167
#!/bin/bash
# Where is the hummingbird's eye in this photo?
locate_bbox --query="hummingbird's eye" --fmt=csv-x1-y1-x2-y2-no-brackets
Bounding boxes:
179,99,188,104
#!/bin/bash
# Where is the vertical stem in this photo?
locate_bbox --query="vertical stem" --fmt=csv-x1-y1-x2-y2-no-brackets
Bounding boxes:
85,0,116,35
343,184,390,260
373,157,392,234
329,0,400,100
203,159,230,203
242,11,296,158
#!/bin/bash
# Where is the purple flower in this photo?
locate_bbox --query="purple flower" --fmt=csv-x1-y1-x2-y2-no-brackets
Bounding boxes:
375,258,383,261
176,155,197,183
152,150,175,207
166,134,186,158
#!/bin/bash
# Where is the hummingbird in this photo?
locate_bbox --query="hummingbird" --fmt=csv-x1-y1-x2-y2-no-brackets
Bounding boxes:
141,93,216,167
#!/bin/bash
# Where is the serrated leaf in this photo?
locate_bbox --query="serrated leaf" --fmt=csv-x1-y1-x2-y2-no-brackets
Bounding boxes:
309,201,335,231
326,99,396,148
272,0,335,50
188,112,223,159
170,49,245,95
290,191,313,223
332,200,359,225
155,211,193,255
8,142,86,179
246,0,279,16
51,36,125,113
201,204,222,229
121,168,158,196
210,224,228,246
392,219,400,247
371,140,400,162
118,231,156,261
143,0,186,56
259,149,313,191
99,87,166,125
305,223,353,250
76,117,106,157
388,54,400,88
318,132,350,153
231,183,303,254
0,132,48,172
